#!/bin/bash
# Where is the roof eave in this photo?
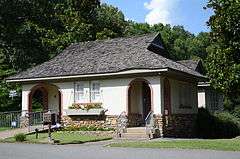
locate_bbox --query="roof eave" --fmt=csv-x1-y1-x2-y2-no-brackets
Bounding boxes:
6,68,169,83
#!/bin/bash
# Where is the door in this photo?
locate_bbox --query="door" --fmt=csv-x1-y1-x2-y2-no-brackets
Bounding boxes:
142,82,151,120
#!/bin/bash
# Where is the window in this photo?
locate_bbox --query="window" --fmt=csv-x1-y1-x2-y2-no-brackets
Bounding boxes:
179,83,193,109
75,83,84,102
74,81,102,103
91,82,100,102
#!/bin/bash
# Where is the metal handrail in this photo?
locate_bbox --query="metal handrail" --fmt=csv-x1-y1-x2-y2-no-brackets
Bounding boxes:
116,111,128,138
145,110,156,139
145,110,154,122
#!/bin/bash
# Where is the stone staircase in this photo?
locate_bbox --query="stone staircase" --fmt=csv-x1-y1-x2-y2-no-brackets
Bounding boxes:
120,127,149,139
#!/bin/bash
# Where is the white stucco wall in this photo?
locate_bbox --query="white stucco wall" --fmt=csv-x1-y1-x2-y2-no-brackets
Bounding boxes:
21,75,199,116
21,84,35,116
162,78,198,114
73,76,162,115
46,85,59,113
21,76,162,116
198,91,206,108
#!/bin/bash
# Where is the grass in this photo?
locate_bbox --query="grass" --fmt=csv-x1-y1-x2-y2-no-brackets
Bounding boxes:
0,127,11,131
110,139,240,151
3,131,112,145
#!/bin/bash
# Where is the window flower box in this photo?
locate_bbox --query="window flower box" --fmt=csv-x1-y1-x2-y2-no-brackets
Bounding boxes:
65,108,107,116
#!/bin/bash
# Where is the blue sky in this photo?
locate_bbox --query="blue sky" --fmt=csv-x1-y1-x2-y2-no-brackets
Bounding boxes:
102,0,213,34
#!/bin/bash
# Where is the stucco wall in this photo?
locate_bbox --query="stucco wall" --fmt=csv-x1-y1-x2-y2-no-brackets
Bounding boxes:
46,85,59,114
198,91,206,108
21,75,199,117
21,76,162,116
21,84,35,116
160,78,198,114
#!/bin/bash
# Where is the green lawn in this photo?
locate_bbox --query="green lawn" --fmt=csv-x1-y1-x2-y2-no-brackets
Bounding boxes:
110,139,240,151
0,127,10,131
3,131,112,145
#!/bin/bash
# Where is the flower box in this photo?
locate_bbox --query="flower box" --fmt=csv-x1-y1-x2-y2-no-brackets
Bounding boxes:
64,108,107,116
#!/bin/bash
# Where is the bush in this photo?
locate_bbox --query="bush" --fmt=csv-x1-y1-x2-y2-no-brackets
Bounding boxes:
214,112,240,138
232,106,240,119
196,108,240,139
14,133,26,142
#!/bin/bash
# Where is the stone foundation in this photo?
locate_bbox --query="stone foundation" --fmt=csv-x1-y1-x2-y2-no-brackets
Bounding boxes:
156,114,197,138
20,116,29,128
64,131,114,137
62,115,118,129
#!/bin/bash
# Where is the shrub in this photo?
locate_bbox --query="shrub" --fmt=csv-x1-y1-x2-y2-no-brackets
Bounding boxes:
196,108,240,139
232,106,240,119
14,133,26,142
214,112,240,138
196,108,216,138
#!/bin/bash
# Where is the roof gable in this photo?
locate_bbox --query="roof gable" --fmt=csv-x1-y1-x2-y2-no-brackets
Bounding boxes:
147,34,169,58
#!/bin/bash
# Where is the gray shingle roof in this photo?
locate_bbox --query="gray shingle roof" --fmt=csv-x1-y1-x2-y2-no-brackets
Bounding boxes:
177,59,205,75
177,60,200,71
7,34,205,80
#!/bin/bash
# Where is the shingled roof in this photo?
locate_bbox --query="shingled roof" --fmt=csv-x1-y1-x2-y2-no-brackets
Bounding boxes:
7,34,205,81
178,59,205,75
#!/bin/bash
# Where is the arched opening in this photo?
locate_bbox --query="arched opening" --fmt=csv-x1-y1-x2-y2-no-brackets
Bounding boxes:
31,88,48,112
127,78,152,127
28,83,62,123
164,78,171,115
29,86,48,113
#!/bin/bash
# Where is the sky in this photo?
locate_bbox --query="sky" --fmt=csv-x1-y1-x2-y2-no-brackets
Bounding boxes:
101,0,213,34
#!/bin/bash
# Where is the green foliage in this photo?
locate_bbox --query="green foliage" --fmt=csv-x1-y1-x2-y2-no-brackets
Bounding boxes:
14,133,26,142
232,106,240,119
124,23,210,61
96,4,126,40
0,81,21,112
0,1,213,112
206,0,240,102
196,108,240,139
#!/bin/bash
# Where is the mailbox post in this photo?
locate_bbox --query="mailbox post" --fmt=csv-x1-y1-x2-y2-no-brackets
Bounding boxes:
44,110,52,142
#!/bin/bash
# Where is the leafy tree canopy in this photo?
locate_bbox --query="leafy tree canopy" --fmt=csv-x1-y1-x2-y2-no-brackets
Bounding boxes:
0,1,212,112
206,0,240,104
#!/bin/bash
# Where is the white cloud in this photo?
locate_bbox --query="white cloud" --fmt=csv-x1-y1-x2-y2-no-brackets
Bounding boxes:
144,0,179,25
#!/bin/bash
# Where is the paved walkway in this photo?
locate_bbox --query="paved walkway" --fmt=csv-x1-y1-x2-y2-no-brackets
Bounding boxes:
0,125,46,139
0,142,240,159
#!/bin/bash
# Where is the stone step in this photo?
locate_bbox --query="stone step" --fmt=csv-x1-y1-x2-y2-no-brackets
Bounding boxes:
126,127,146,133
122,133,149,139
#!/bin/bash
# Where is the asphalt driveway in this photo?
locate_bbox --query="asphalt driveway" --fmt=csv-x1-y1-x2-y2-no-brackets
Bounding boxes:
0,142,239,159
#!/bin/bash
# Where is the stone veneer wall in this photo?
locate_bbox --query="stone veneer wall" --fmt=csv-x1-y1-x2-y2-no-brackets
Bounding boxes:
156,114,197,138
20,116,29,128
62,115,118,129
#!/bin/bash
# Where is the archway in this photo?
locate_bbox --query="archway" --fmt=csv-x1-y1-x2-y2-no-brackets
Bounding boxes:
28,85,48,112
28,83,62,123
127,78,152,127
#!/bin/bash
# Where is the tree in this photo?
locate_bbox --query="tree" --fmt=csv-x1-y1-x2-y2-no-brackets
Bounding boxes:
0,0,101,112
95,4,126,39
206,0,240,107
